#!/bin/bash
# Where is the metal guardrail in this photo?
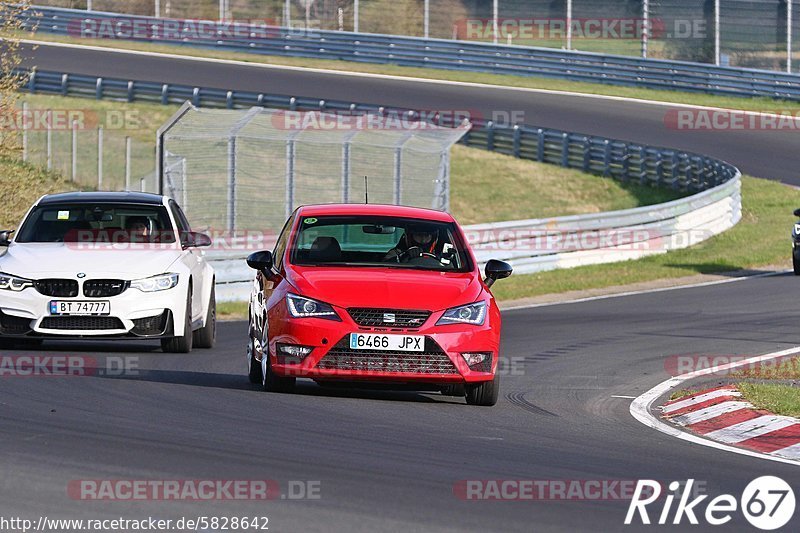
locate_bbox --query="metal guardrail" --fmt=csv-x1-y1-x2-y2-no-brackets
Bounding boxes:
17,68,742,301
24,5,800,101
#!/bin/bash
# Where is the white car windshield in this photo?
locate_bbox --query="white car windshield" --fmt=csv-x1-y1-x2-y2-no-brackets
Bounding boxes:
15,204,176,244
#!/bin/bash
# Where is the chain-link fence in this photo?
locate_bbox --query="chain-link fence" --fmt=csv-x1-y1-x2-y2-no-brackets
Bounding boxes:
33,0,799,72
16,100,158,192
158,104,470,234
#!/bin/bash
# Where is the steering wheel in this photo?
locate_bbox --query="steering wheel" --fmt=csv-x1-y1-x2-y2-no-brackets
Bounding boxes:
396,246,439,263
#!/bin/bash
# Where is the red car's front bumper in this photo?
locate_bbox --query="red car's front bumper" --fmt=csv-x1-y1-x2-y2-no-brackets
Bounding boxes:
266,302,501,385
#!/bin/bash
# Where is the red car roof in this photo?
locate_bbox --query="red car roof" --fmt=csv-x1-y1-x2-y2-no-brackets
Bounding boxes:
296,204,455,222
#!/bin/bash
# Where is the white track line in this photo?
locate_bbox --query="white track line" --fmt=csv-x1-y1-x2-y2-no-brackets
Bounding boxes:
630,345,800,466
661,388,740,414
669,401,753,426
704,416,799,444
21,39,800,119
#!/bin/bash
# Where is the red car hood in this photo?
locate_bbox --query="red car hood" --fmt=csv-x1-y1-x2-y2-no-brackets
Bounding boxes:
286,266,484,311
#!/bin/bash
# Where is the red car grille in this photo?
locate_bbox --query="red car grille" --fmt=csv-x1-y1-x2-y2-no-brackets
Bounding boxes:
347,308,431,328
317,337,459,374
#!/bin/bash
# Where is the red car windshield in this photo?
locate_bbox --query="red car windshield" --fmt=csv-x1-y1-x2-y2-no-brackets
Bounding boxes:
290,215,473,272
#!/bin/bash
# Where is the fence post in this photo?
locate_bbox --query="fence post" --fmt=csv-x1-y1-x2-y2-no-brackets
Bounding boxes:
789,0,794,73
227,136,236,232
566,0,573,50
642,0,649,58
61,74,68,96
97,126,104,190
424,0,429,38
342,141,351,203
353,0,358,32
21,101,28,162
125,136,132,190
155,0,160,17
714,0,721,66
46,109,52,171
492,0,498,45
285,139,296,218
72,120,78,182
393,147,402,204
96,77,103,100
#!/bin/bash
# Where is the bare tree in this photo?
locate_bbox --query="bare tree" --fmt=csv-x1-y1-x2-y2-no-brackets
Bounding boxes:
0,2,33,159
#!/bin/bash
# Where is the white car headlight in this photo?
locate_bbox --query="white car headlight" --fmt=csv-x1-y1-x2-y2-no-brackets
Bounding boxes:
130,273,179,292
0,272,34,292
286,293,340,320
436,301,487,326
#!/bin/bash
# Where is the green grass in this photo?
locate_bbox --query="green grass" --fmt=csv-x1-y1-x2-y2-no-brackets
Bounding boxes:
669,388,698,401
731,356,800,380
0,156,81,229
24,32,800,114
491,175,797,302
738,382,800,417
449,144,682,225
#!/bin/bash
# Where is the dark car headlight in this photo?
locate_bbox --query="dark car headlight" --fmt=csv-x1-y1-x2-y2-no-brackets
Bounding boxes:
286,293,340,321
436,301,487,326
0,272,34,292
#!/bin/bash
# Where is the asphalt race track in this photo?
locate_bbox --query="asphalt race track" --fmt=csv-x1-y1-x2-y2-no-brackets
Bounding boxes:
20,42,800,185
2,275,800,531
3,42,800,531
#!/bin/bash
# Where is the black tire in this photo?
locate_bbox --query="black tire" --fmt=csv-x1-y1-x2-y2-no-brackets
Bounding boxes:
260,325,295,393
193,289,216,349
247,317,263,384
465,376,499,406
161,292,193,353
794,253,800,276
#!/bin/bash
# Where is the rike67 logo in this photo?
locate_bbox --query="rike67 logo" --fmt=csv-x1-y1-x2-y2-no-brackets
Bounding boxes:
625,477,795,530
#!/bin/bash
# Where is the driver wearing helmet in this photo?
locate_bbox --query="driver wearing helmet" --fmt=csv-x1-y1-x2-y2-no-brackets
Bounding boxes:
384,224,439,262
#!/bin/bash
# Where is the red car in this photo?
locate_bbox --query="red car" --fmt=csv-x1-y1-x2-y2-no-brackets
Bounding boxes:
245,204,512,406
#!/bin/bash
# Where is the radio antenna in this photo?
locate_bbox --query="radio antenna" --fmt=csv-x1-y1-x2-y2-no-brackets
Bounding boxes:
364,176,369,204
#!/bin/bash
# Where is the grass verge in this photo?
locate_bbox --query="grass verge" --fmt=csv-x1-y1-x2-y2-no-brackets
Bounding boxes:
23,32,800,114
0,156,81,228
737,382,800,417
492,175,797,301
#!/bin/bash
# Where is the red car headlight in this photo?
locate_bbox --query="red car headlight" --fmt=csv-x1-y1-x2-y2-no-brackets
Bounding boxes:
436,301,487,326
286,293,341,321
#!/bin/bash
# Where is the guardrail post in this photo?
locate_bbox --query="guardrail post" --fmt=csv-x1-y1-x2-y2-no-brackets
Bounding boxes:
639,146,647,186
95,77,103,99
289,97,297,111
621,146,630,183
127,81,134,102
257,94,265,107
603,139,611,176
671,152,679,190
27,68,36,93
226,91,234,109
561,133,569,167
161,84,169,105
537,129,544,162
61,74,68,96
512,125,521,158
582,137,590,172
192,88,200,107
486,121,495,151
